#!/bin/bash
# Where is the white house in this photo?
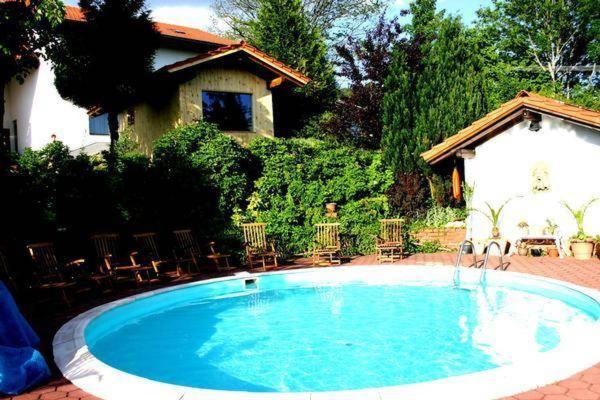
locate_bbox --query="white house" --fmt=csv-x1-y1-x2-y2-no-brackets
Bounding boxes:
1,5,234,154
422,91,600,254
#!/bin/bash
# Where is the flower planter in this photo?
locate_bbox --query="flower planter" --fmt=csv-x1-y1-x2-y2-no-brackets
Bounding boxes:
571,240,595,260
547,246,559,258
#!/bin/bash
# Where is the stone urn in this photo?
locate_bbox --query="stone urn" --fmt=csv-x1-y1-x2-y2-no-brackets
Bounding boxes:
325,202,338,218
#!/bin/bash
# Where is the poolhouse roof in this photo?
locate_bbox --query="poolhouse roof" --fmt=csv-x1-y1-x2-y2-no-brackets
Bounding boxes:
421,91,600,165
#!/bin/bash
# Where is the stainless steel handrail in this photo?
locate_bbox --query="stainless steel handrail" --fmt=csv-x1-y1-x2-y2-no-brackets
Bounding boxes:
480,240,504,283
453,240,477,286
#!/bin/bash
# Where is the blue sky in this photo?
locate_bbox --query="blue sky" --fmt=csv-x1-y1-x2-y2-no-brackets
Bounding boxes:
64,0,493,30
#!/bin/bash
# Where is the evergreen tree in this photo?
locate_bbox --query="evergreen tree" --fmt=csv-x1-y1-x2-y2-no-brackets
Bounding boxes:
247,0,337,134
414,17,487,151
382,5,487,175
381,47,416,174
49,0,159,147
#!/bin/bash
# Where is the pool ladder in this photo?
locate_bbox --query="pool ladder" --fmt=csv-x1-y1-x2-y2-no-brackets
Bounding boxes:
453,240,504,286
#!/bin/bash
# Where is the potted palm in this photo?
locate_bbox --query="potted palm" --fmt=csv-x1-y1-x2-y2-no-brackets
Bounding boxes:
562,199,598,260
475,199,511,239
543,219,558,236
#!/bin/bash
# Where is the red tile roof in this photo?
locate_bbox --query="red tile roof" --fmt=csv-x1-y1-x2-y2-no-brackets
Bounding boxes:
422,91,600,164
160,41,311,87
64,5,234,47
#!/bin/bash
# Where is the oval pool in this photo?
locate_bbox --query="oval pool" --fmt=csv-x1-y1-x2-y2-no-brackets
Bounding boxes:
54,266,600,400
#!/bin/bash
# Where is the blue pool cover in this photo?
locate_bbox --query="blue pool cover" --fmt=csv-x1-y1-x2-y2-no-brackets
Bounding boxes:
0,281,50,395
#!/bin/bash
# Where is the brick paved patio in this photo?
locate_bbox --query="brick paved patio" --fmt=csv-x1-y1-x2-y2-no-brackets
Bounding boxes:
2,253,599,400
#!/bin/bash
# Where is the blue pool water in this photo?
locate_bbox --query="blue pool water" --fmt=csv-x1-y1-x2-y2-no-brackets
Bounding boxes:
85,273,599,392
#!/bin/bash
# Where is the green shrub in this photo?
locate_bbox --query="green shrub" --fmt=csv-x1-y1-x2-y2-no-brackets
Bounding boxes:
417,240,443,253
411,205,467,231
154,122,257,217
243,138,394,256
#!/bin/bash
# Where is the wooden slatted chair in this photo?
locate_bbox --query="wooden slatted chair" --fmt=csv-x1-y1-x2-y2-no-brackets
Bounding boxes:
376,219,404,263
313,223,342,266
207,241,234,272
242,223,278,271
26,242,82,307
91,233,153,284
132,232,178,276
172,229,203,273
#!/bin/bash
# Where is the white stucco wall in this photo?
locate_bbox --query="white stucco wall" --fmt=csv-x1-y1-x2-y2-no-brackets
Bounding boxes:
153,48,198,70
464,115,600,251
2,46,198,154
3,58,109,152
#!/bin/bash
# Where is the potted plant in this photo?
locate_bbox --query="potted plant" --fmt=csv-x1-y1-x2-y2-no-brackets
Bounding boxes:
561,199,599,260
517,221,529,236
474,199,511,239
547,246,559,258
516,241,528,256
543,219,558,236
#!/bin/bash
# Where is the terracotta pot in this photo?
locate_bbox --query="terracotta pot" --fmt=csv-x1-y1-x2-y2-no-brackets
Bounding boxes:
547,246,559,258
571,241,594,260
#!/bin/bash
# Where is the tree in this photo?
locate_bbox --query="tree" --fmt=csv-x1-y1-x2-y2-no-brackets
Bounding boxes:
413,17,487,152
0,0,64,132
326,15,404,148
476,0,599,96
382,7,487,176
247,0,337,134
212,0,385,44
49,0,159,147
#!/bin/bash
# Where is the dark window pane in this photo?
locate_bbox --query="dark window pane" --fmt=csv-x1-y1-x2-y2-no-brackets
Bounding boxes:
202,91,253,131
89,113,110,135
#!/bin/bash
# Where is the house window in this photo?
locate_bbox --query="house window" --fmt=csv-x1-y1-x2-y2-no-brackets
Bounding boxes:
201,91,253,131
89,113,110,135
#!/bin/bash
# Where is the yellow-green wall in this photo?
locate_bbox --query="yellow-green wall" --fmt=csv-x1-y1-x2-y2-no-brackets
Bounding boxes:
122,67,275,154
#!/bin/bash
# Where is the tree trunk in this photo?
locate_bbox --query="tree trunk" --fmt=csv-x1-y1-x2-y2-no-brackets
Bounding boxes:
108,111,119,150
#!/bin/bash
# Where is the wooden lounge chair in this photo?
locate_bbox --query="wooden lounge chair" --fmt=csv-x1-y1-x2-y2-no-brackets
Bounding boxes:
376,219,404,263
26,242,82,307
172,229,203,273
313,223,342,266
207,241,234,272
132,232,178,276
242,223,278,271
91,233,153,283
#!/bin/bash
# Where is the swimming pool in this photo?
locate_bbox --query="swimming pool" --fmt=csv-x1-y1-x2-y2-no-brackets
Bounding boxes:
54,266,600,400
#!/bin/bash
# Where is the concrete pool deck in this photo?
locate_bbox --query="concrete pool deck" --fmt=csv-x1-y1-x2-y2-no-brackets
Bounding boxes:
2,253,600,400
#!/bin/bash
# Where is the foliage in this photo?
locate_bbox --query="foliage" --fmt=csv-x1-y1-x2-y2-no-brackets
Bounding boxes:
473,199,512,235
246,0,337,134
413,17,487,155
0,0,64,130
49,0,160,145
410,206,466,231
244,137,394,256
417,240,443,253
544,218,559,235
382,11,487,175
153,122,257,218
386,171,430,220
561,198,598,240
475,0,599,101
11,125,254,246
212,0,385,44
327,15,404,148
